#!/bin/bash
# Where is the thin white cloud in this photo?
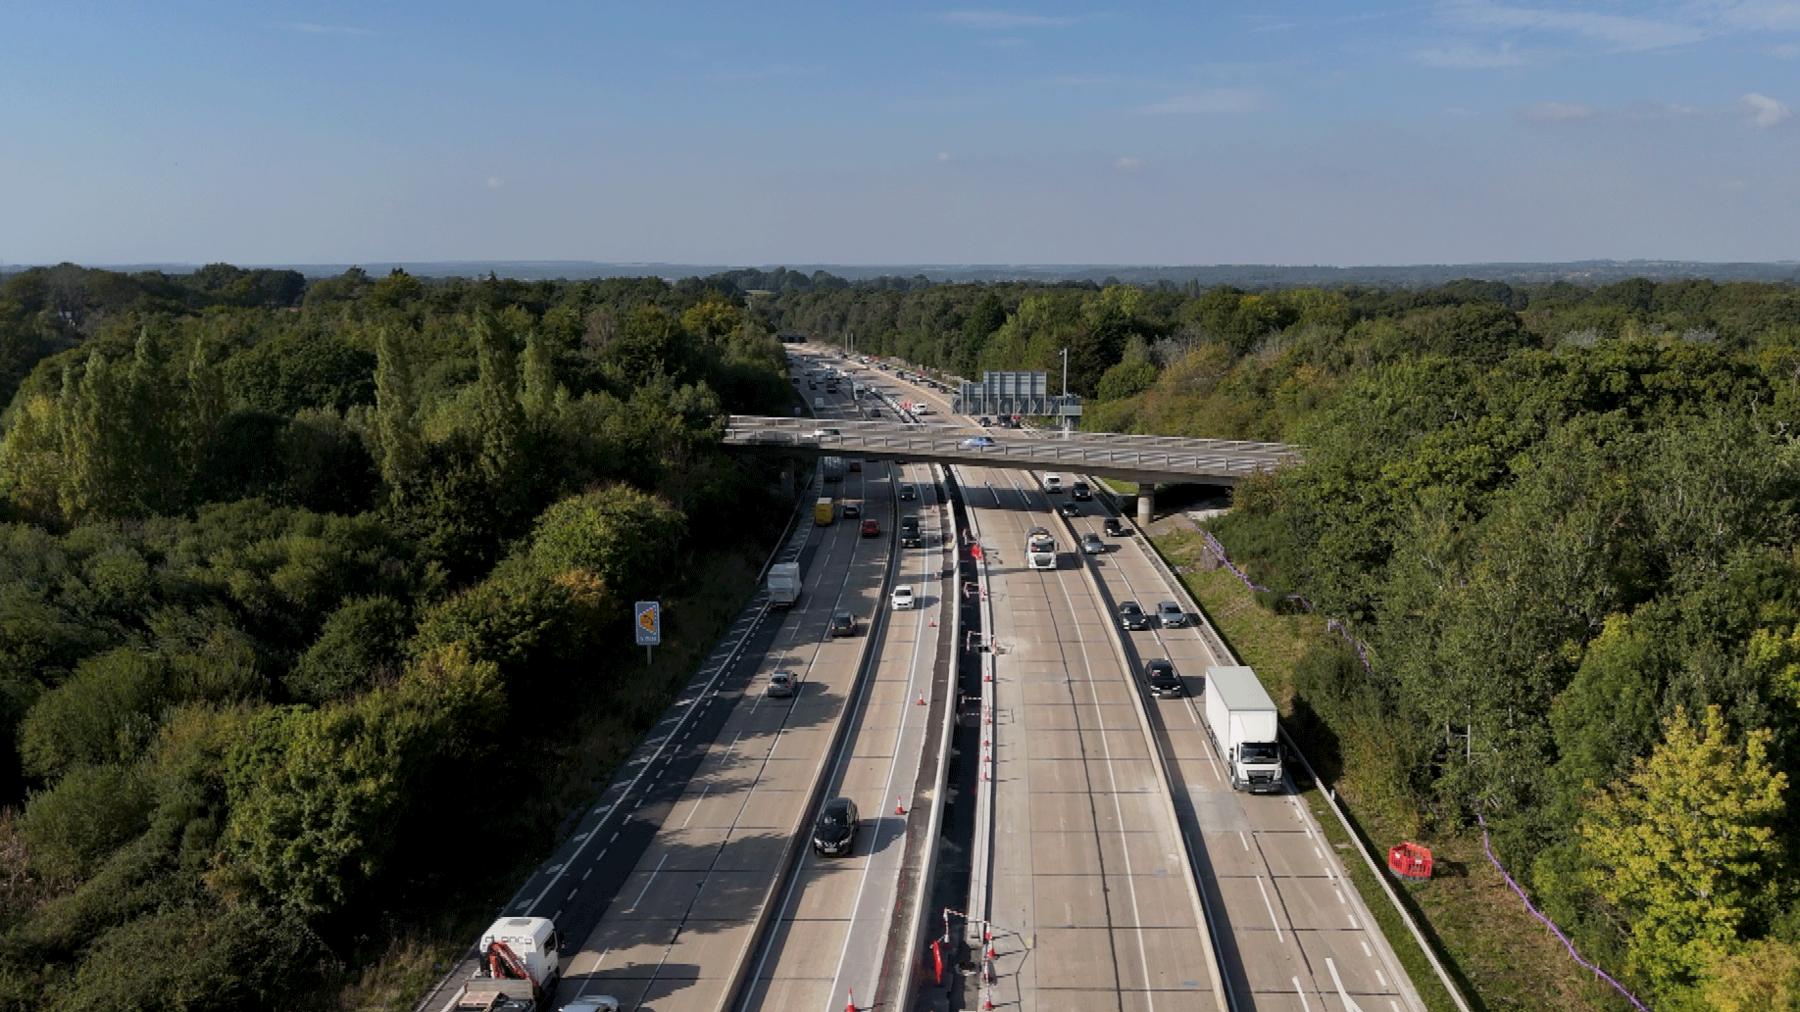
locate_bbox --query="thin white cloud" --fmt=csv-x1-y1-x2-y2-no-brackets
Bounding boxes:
1622,100,1699,120
1114,156,1143,171
1713,1,1800,31
940,9,1081,29
936,151,954,162
982,36,1030,48
1135,89,1261,115
1519,100,1598,122
1438,0,1706,51
276,21,376,36
1412,40,1527,67
1741,92,1793,127
1771,42,1800,58
485,177,505,190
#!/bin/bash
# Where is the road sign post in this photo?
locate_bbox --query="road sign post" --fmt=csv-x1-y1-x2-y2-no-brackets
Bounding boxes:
635,600,661,665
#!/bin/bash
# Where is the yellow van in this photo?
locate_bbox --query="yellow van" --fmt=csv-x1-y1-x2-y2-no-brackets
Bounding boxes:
814,497,835,525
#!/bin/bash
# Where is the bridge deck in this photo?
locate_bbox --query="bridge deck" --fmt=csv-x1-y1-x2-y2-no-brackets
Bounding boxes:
724,416,1300,486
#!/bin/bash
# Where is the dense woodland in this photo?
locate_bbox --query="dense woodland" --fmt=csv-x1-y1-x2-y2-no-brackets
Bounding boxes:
0,264,796,1008
2,264,1798,1009
769,274,1800,1009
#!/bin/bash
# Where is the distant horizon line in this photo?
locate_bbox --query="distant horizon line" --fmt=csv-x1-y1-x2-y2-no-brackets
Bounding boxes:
7,257,1799,270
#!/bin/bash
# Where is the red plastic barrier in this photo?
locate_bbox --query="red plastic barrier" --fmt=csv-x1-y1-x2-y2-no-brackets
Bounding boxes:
1388,842,1433,881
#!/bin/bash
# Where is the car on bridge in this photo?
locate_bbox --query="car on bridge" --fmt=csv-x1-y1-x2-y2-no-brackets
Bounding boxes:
811,427,840,438
829,611,857,637
1156,601,1189,628
861,518,880,538
1057,502,1081,518
1103,517,1127,537
843,502,861,519
1043,474,1064,493
1072,481,1092,501
899,483,917,501
1081,533,1106,555
958,435,996,449
891,585,915,610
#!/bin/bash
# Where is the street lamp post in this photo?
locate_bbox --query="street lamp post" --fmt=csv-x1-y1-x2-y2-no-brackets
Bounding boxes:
1059,347,1070,438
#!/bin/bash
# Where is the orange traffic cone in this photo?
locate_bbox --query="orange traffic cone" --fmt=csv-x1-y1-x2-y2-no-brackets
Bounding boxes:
896,796,907,816
846,986,856,1012
917,691,926,706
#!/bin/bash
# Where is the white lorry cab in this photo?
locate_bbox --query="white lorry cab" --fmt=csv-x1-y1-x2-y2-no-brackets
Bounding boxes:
1026,528,1057,570
453,916,577,1011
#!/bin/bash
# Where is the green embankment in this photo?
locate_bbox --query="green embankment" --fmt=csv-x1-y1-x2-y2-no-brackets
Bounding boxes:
1152,528,1624,1012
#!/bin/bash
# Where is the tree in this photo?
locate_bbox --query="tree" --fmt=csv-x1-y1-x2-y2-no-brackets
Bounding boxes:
285,596,407,704
526,486,685,604
1701,938,1800,1012
472,313,523,484
1578,705,1788,997
518,328,562,420
372,328,424,499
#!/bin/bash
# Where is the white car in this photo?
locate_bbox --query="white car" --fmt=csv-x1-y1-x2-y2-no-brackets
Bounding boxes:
1043,474,1064,493
913,404,931,415
811,427,840,438
891,586,916,610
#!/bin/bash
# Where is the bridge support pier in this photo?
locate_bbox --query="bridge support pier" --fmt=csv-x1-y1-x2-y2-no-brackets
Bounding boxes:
1136,483,1156,527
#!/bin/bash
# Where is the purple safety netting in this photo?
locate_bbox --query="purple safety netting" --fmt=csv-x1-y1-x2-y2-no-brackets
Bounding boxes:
1476,814,1651,1011
1196,529,1373,670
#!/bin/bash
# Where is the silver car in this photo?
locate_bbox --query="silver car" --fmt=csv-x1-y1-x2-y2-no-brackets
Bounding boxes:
1156,601,1188,628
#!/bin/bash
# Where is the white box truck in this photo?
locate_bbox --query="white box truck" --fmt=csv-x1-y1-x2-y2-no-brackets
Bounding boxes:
767,562,801,607
1203,666,1285,793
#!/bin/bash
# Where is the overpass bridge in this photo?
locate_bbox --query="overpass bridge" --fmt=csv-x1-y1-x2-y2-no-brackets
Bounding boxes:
723,415,1301,517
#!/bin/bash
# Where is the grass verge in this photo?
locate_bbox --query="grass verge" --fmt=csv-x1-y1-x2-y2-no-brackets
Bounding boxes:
1152,526,1624,1012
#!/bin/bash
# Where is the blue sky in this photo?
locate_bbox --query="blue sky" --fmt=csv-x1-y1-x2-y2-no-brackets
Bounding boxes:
2,1,1796,265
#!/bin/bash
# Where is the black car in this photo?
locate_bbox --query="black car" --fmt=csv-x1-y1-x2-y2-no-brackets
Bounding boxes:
829,611,857,637
813,797,859,856
1145,658,1183,697
1118,600,1152,631
899,518,923,548
1057,502,1081,518
1071,481,1092,501
1103,517,1127,537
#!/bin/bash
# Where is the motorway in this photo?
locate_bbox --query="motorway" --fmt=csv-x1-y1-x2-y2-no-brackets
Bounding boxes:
860,349,1424,1012
965,462,1225,1011
738,456,953,1010
542,362,950,1012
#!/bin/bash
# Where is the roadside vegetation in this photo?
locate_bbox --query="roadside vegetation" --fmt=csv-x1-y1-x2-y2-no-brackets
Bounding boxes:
0,264,797,1009
763,273,1800,1010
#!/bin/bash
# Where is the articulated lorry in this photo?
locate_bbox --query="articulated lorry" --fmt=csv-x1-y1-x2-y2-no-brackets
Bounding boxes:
767,561,802,607
821,456,847,483
448,916,617,1012
1202,666,1285,793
